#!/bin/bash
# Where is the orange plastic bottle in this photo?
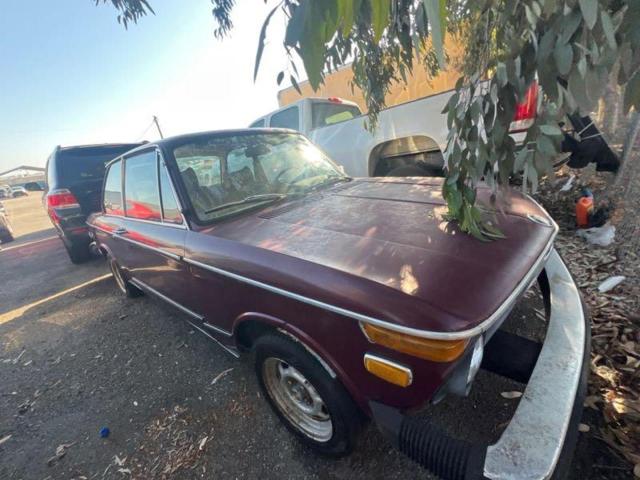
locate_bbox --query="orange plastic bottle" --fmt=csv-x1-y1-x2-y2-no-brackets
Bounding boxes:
576,196,594,228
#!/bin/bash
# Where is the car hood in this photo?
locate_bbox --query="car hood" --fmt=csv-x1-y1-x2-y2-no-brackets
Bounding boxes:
198,177,556,334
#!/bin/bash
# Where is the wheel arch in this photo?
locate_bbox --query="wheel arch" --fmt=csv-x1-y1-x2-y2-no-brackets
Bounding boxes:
233,312,366,409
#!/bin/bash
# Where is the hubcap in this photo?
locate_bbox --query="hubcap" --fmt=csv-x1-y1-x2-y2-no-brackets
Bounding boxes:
109,259,127,294
262,357,333,442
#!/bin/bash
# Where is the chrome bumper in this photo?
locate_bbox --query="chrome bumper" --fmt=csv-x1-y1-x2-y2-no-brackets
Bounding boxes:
484,248,588,479
370,248,589,480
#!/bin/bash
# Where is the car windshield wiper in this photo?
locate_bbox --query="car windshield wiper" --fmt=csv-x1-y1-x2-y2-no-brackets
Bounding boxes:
305,176,352,193
204,193,288,215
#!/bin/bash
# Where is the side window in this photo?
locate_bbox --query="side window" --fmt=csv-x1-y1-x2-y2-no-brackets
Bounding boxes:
159,163,183,224
103,160,123,215
124,151,161,221
249,118,265,128
269,107,299,130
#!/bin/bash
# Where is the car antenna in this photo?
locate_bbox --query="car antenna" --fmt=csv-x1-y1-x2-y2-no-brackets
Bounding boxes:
153,115,164,139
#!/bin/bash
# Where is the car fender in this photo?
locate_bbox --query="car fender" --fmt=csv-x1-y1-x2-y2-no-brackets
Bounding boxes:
232,312,365,407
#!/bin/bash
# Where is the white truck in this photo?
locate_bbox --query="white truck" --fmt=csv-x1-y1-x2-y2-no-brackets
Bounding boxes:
250,88,619,176
250,87,539,178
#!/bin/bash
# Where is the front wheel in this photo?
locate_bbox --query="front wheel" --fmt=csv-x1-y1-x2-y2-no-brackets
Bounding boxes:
254,334,362,456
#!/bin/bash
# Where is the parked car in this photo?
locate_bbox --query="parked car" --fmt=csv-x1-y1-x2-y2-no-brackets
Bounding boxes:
10,186,28,197
251,89,618,176
87,129,588,479
44,142,145,263
0,202,14,243
23,181,45,191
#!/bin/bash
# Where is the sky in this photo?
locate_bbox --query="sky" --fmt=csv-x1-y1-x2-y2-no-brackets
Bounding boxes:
0,0,294,172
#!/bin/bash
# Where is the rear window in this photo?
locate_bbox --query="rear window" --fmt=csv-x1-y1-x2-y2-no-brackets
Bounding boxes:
270,107,299,130
57,145,140,185
311,103,361,129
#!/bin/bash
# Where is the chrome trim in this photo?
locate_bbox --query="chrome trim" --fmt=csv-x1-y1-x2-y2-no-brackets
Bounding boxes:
103,214,188,230
116,235,181,262
183,230,556,341
157,149,190,228
203,322,233,337
129,277,203,320
363,353,413,386
91,225,114,237
484,248,586,479
187,321,240,358
129,277,239,358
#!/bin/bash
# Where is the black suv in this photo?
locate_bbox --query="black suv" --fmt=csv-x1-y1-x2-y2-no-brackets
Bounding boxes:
45,143,144,263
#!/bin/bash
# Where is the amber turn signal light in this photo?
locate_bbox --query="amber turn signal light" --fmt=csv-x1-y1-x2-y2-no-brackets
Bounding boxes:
361,323,468,362
364,354,413,387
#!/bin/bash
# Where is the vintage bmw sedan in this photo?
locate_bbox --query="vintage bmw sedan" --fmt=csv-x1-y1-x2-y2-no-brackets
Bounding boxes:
88,129,588,479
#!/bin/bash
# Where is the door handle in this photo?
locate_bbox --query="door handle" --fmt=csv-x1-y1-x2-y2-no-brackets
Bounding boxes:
113,227,128,235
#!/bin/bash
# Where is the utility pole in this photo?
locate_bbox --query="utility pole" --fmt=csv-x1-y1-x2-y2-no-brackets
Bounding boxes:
153,116,164,139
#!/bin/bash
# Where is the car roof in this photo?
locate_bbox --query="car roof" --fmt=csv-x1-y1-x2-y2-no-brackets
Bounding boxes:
58,142,144,152
121,128,302,156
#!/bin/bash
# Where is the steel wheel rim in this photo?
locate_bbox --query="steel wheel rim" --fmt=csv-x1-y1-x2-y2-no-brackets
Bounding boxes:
109,259,127,294
262,357,333,442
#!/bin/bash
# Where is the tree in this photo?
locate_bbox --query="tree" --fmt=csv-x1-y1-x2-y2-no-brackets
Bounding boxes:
99,0,640,239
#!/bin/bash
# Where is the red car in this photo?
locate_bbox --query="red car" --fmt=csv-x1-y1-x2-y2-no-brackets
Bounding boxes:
87,130,588,479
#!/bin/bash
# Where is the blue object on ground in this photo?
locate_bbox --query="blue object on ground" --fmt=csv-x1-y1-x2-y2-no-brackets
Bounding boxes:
99,427,110,438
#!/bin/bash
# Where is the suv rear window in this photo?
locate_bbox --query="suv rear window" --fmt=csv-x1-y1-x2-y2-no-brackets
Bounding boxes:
311,103,361,129
57,145,139,185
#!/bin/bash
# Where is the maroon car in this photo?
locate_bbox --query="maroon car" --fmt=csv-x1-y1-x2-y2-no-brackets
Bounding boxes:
87,130,588,479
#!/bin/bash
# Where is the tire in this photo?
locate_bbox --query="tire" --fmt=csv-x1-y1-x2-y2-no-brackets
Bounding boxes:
108,257,144,298
254,334,362,456
0,232,14,244
64,241,91,264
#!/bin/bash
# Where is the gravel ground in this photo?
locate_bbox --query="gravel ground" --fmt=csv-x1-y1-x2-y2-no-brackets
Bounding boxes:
0,194,624,479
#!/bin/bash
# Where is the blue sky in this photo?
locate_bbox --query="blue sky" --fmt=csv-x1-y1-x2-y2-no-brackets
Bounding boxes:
0,0,291,172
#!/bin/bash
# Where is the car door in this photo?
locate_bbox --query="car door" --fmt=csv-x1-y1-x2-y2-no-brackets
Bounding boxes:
117,149,190,308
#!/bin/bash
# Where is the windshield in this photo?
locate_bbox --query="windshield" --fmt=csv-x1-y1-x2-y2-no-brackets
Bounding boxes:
172,132,346,222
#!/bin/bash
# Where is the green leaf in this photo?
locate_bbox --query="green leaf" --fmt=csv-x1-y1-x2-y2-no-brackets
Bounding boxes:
285,2,306,47
578,0,598,30
424,0,446,68
254,4,280,81
559,10,582,44
290,75,302,95
371,0,390,43
536,135,557,156
623,70,640,113
569,68,594,113
514,148,530,172
496,62,508,87
600,10,616,50
554,41,573,76
338,0,361,36
540,124,563,136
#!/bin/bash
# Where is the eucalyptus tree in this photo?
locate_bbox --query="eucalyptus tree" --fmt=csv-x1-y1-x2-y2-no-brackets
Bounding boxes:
99,0,640,238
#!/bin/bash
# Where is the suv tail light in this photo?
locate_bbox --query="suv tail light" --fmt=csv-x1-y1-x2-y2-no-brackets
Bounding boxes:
510,81,538,133
46,189,80,223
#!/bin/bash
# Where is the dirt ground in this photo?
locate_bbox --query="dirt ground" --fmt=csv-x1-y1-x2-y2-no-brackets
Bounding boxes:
0,193,631,479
